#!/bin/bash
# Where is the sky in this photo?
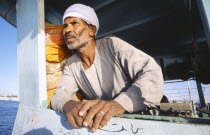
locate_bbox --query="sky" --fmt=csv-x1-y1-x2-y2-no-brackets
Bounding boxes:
164,80,210,103
0,17,18,96
0,16,209,103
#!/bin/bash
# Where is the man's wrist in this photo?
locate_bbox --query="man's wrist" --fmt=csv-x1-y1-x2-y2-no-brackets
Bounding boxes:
63,100,76,113
113,100,126,113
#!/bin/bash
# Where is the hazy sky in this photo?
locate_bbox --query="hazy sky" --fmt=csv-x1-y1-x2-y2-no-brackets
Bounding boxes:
0,17,18,96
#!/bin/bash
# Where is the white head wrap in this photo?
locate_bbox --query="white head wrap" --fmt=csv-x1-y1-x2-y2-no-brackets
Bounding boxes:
63,4,99,35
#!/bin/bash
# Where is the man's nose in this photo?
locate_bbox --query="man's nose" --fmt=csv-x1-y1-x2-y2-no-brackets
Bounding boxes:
64,24,73,33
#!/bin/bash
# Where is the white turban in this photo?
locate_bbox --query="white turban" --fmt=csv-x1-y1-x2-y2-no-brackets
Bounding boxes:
63,4,99,35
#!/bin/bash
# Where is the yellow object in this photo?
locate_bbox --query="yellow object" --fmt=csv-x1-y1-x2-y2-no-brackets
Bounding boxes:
47,71,63,90
47,88,56,108
45,23,66,46
45,23,77,108
76,91,84,101
46,59,67,74
46,33,66,46
45,23,64,33
46,45,68,62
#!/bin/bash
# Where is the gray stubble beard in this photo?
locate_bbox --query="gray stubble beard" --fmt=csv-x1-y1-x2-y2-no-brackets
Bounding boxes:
66,40,88,50
65,29,90,50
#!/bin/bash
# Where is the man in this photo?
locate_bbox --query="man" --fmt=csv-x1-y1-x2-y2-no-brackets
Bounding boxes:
51,3,163,132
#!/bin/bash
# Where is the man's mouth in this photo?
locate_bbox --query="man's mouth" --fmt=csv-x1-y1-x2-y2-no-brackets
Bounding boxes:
65,32,76,42
67,35,77,42
65,37,76,44
67,37,74,41
67,35,75,39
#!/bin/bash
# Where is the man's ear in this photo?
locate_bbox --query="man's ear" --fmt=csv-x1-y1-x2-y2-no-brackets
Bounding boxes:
88,25,96,37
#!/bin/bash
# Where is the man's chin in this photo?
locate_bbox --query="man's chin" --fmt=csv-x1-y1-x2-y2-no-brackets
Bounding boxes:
67,44,80,50
67,42,88,50
67,45,76,50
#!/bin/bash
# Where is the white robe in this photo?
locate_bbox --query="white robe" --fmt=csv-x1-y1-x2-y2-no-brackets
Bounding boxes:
51,36,164,113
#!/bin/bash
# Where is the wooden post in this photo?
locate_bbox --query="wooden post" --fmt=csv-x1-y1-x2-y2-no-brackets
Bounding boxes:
197,0,210,50
16,0,47,109
196,80,208,118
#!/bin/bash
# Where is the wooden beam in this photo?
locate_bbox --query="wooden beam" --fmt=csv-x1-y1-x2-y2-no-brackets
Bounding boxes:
196,80,208,118
96,6,183,39
197,0,210,51
16,0,47,109
45,6,62,25
196,108,210,115
0,0,17,27
94,0,117,11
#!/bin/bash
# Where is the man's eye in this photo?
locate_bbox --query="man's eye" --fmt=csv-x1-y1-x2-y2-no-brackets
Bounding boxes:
71,21,78,25
63,24,67,28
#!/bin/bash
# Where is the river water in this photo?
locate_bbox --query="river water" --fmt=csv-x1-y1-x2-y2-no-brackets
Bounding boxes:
0,100,19,135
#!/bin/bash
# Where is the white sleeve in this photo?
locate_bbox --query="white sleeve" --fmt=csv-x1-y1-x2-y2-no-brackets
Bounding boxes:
51,63,79,112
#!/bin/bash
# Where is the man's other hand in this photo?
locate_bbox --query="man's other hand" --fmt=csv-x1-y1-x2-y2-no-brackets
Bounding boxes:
63,100,87,128
79,100,126,132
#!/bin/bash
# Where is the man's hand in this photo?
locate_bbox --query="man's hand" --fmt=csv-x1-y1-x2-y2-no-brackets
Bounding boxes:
79,100,126,132
63,99,126,132
63,100,87,128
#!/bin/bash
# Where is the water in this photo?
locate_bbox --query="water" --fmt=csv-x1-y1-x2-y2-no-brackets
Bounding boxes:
0,100,19,135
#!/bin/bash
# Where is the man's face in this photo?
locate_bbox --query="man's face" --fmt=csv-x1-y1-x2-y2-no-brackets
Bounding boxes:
63,17,91,49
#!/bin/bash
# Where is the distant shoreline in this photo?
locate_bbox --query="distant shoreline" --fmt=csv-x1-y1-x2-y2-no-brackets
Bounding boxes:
0,96,19,102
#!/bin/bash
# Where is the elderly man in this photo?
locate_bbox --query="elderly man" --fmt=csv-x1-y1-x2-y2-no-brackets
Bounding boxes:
51,3,163,132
